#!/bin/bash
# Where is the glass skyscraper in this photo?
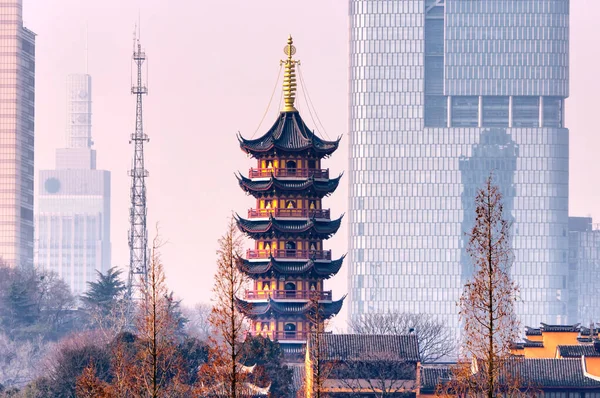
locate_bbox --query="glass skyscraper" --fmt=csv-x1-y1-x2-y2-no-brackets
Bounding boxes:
567,217,600,325
348,0,569,332
0,0,35,268
36,74,111,296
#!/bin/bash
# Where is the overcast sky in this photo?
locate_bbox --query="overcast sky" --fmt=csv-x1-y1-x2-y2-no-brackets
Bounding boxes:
26,0,600,330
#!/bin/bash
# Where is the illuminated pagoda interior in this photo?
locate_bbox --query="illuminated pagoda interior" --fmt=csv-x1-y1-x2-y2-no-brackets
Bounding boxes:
235,36,344,359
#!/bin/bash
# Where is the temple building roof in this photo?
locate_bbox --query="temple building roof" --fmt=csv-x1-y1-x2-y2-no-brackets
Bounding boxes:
236,297,344,320
236,173,341,198
238,111,340,158
236,256,345,279
236,215,343,239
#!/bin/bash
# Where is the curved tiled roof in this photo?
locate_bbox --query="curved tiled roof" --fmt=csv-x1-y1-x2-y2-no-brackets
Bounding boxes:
503,358,600,388
236,297,344,320
236,173,342,198
236,256,345,279
238,111,340,157
422,358,600,392
525,326,542,336
420,364,452,394
540,323,581,333
557,345,600,358
310,334,420,363
522,338,544,348
235,215,343,239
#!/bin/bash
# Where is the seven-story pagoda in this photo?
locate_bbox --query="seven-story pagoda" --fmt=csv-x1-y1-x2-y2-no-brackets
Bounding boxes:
235,36,344,359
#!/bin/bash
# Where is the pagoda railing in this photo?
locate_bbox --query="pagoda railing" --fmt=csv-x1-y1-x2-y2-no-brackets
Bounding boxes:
248,168,329,179
246,330,310,341
244,290,332,300
246,249,332,260
247,208,330,219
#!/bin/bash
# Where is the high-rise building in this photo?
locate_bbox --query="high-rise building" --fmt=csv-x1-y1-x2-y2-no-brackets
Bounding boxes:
36,74,111,296
567,217,600,325
348,0,569,332
0,0,35,268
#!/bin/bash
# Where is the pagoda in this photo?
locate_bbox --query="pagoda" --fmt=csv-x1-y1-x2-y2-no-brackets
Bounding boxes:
235,36,344,359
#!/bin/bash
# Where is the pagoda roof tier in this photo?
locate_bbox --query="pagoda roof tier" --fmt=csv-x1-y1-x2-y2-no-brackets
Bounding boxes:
238,111,341,158
235,297,345,320
236,256,345,280
236,173,341,198
235,215,343,240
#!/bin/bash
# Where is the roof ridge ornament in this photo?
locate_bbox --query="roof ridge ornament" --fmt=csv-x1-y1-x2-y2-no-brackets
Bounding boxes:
281,35,300,113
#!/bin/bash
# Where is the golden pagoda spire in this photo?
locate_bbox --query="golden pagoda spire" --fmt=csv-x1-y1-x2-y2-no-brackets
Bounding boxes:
281,35,299,113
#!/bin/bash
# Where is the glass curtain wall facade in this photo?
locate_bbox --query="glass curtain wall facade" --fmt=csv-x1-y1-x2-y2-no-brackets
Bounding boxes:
36,74,111,296
0,0,35,268
349,0,569,332
567,217,600,325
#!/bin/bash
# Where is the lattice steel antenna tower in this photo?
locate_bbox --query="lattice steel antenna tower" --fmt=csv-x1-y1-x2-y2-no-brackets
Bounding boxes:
127,35,149,301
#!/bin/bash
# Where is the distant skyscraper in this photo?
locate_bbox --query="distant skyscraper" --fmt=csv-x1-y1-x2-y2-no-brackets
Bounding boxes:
0,0,35,268
567,217,600,325
348,0,569,332
36,74,111,296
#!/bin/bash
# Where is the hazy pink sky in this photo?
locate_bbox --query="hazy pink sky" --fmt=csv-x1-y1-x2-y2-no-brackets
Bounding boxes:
26,1,600,330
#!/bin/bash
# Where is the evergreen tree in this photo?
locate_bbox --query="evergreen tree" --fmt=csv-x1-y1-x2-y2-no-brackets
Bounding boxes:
81,267,126,314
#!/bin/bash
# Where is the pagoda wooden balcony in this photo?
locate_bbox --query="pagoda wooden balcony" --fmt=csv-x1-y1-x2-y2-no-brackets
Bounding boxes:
246,330,310,341
246,249,332,261
247,208,330,219
244,290,333,300
248,168,329,179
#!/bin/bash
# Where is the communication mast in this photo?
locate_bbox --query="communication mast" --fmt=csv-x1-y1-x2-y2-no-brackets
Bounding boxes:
127,33,149,301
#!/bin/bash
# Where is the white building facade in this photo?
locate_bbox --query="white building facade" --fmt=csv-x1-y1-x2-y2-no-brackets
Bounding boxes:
36,74,111,296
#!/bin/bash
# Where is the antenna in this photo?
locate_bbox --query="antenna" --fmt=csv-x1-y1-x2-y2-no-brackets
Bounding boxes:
126,35,149,305
85,24,89,74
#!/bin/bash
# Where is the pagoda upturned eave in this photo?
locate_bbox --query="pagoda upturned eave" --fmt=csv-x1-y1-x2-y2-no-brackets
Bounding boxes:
236,173,342,198
235,296,345,320
236,255,345,280
235,214,343,239
238,111,341,158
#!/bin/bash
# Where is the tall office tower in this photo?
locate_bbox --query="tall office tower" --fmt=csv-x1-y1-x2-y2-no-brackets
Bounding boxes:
567,217,600,325
348,0,569,333
0,0,35,268
36,74,111,296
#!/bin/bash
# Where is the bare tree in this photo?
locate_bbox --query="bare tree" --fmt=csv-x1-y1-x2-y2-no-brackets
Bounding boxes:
335,352,416,397
449,175,521,397
306,292,334,398
133,235,188,397
76,234,191,398
0,332,45,388
348,312,454,362
182,302,213,342
199,216,249,397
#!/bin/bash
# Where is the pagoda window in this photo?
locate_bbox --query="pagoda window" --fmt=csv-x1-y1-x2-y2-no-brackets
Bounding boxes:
261,322,270,333
308,159,316,169
285,241,296,256
263,282,270,290
265,201,272,209
309,282,317,291
284,282,296,298
266,160,273,169
284,323,296,338
286,160,297,174
285,200,296,209
309,242,317,251
309,200,316,209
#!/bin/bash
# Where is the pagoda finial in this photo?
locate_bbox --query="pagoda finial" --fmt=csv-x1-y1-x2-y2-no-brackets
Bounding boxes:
281,35,299,113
